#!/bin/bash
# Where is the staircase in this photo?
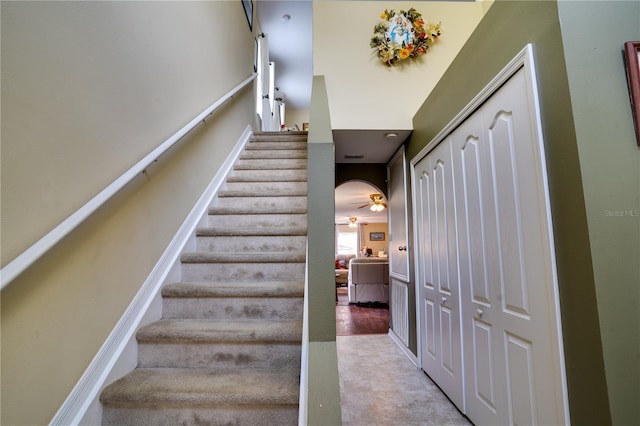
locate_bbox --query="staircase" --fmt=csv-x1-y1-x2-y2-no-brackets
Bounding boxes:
100,131,308,426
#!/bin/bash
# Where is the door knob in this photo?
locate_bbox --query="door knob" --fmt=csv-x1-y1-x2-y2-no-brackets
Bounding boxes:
441,296,447,304
398,246,408,251
477,308,484,317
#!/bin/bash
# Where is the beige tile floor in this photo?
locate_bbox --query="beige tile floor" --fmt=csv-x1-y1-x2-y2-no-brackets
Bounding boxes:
337,334,472,426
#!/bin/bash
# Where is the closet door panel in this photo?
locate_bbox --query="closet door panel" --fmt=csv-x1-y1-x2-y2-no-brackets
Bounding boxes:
414,140,464,411
505,333,536,426
452,115,506,425
487,111,529,317
424,298,437,361
415,158,440,375
472,319,497,412
479,67,566,425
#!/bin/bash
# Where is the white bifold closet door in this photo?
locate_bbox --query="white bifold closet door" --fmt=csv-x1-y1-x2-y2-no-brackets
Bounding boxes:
414,55,567,426
414,138,464,411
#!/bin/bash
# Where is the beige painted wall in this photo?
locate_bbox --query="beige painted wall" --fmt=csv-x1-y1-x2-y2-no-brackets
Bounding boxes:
360,222,388,255
313,1,486,130
285,108,310,130
0,2,255,424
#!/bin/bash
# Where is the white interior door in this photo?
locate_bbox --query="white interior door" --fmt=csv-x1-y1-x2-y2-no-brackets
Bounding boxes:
414,140,464,411
388,147,410,281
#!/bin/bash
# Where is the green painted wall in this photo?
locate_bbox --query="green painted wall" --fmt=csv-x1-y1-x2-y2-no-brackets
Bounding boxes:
557,2,640,424
307,75,342,424
335,163,388,197
408,1,612,424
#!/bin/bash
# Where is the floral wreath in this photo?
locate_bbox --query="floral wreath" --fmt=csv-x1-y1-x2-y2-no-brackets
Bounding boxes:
370,8,442,67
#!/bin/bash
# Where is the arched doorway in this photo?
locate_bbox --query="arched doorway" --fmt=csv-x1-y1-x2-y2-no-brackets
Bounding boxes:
334,180,389,335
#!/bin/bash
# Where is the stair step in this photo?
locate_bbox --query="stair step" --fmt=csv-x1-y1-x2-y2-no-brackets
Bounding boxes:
234,158,307,170
227,169,307,182
206,213,307,228
211,195,307,211
209,205,307,215
196,234,306,253
197,226,307,237
163,294,303,320
252,131,307,141
218,189,307,197
219,181,307,197
161,281,304,298
181,259,305,283
101,368,299,425
181,252,305,263
245,141,307,150
138,319,302,343
137,319,301,369
223,182,307,193
195,227,306,253
240,150,307,160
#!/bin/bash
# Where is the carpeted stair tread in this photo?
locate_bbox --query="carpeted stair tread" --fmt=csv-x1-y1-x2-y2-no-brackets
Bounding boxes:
245,142,307,150
227,175,307,183
208,205,307,215
162,281,304,298
251,132,307,142
100,368,299,407
196,226,307,237
240,150,307,159
180,252,305,263
234,161,307,170
137,319,302,343
218,188,307,197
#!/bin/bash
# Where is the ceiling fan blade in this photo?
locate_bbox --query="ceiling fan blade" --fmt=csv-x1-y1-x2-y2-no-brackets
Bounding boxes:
357,203,370,209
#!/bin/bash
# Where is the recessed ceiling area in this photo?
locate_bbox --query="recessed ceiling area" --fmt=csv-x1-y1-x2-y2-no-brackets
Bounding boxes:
334,129,411,164
335,181,388,224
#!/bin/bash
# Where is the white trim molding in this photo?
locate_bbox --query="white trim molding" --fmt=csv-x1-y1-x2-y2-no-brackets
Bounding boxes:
50,126,252,426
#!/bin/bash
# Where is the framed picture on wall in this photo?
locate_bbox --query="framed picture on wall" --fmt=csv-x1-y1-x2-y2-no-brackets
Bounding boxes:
624,41,640,146
242,0,253,31
370,232,385,241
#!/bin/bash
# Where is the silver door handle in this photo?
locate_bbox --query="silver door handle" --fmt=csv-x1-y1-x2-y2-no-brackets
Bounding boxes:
398,246,408,251
441,296,447,304
477,308,484,317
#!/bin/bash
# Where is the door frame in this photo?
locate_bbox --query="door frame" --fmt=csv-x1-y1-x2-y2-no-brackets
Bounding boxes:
409,44,569,423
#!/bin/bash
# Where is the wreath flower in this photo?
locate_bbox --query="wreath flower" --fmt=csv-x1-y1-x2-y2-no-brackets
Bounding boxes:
370,8,442,67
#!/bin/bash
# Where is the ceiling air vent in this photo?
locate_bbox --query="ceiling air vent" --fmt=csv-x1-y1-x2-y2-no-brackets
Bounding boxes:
344,154,365,159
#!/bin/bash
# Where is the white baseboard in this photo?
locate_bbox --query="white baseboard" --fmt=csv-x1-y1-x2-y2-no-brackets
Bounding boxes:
389,329,419,369
50,126,252,426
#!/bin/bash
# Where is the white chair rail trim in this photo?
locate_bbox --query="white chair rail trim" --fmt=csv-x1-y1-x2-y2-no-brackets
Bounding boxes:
1,73,257,290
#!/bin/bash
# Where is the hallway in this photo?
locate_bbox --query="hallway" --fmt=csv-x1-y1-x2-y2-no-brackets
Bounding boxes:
336,334,471,426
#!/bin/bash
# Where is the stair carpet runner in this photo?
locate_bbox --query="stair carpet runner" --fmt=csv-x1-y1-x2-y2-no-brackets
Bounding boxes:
100,132,308,425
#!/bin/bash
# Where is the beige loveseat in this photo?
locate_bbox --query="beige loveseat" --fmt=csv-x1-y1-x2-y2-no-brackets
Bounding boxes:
347,257,389,304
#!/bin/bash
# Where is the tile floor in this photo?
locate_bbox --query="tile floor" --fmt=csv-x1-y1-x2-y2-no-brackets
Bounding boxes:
336,334,472,426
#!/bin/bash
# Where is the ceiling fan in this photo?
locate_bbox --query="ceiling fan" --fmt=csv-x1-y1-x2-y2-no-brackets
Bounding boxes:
351,193,387,212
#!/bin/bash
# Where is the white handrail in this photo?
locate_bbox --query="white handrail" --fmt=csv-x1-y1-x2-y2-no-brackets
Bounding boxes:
1,73,257,290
